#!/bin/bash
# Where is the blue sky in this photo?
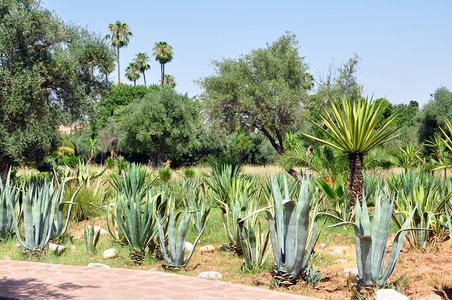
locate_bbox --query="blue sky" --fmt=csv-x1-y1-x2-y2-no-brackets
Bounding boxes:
43,0,452,106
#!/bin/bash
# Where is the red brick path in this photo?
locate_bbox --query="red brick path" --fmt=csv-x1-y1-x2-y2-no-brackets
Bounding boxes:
0,260,319,299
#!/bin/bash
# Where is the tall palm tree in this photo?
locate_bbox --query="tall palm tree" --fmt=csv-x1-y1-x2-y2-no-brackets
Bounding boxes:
125,62,140,86
134,52,151,86
153,42,173,86
304,98,399,208
164,74,176,87
106,21,133,84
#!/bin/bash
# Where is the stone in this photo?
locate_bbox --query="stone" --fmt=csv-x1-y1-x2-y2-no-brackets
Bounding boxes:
88,263,111,268
374,289,408,300
150,268,157,271
344,268,359,284
330,246,349,256
318,243,327,249
198,271,223,280
103,248,118,259
94,226,109,235
2,255,11,260
419,295,442,300
200,245,215,254
335,259,347,264
218,244,230,251
184,242,194,253
49,243,66,255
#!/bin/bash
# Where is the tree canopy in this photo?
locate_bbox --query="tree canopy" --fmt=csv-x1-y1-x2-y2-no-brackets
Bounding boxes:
0,0,115,177
198,33,313,179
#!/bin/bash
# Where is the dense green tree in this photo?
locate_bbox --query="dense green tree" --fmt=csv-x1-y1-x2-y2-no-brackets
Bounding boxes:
94,84,159,129
134,52,151,86
0,0,114,178
418,87,452,144
125,62,140,86
115,87,200,166
106,20,132,84
198,33,313,180
153,42,173,86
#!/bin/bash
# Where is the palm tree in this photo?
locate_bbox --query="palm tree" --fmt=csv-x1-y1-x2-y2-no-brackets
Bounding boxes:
133,52,151,86
153,42,173,86
164,74,176,87
106,21,133,84
304,98,399,208
125,62,140,86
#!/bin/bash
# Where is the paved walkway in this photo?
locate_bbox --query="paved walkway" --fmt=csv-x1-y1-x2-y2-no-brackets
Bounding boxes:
0,260,319,300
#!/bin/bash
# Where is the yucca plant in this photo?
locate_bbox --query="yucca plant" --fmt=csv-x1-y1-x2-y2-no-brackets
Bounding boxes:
156,206,209,269
304,97,399,209
315,176,350,222
84,224,101,253
324,190,426,289
0,170,20,239
11,178,77,257
253,176,321,287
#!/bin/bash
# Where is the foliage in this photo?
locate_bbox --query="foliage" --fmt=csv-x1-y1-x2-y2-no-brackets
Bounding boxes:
259,176,321,287
325,190,424,288
153,42,173,86
156,200,209,269
11,177,80,256
0,170,20,238
304,97,399,207
199,33,313,180
115,87,201,166
84,224,100,253
106,20,132,84
0,0,114,177
418,87,452,145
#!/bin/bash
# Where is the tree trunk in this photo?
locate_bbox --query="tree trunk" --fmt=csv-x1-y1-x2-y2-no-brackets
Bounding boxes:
349,152,364,208
0,160,12,182
161,63,164,87
117,47,120,84
143,72,147,86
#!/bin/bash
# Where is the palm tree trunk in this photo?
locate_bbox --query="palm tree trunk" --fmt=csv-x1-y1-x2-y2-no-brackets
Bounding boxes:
349,152,364,208
117,47,120,84
142,72,147,86
160,63,164,86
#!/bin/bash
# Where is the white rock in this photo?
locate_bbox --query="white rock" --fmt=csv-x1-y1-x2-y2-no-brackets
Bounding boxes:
374,289,409,300
419,295,442,300
103,248,118,259
88,263,111,268
184,242,194,253
330,249,344,256
199,245,215,254
94,226,109,235
335,259,347,264
344,268,359,283
198,271,223,280
49,243,66,255
318,243,327,249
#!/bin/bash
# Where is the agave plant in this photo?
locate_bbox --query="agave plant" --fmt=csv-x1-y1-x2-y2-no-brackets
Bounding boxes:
446,201,452,247
109,190,163,265
389,172,447,251
0,170,20,239
84,224,101,253
11,178,78,256
237,211,271,271
325,190,426,288
252,176,321,287
156,205,209,269
182,179,210,233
